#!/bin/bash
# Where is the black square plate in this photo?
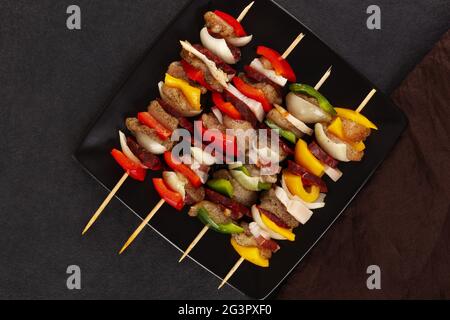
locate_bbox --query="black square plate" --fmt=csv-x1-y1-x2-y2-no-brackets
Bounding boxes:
75,0,407,299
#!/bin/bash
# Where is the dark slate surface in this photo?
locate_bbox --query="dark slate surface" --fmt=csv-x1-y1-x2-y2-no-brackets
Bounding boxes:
0,0,448,299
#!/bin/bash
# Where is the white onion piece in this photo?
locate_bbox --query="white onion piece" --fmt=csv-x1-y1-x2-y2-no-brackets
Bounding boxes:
324,165,343,182
250,138,282,166
135,132,166,155
191,147,216,166
162,171,186,200
194,168,209,184
249,222,271,240
226,84,265,122
287,113,313,136
251,205,286,240
274,104,313,135
275,187,313,225
248,150,281,176
281,174,326,210
316,193,327,204
315,123,350,162
230,170,260,191
200,27,237,65
182,156,209,184
211,106,223,124
227,34,253,47
287,92,332,124
118,131,143,167
249,58,288,87
180,40,229,88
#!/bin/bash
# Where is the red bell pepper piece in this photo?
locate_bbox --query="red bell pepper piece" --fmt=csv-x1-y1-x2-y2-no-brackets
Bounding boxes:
153,178,184,211
256,46,297,83
180,60,213,91
163,151,202,188
232,77,272,112
137,112,172,140
111,149,146,181
213,10,247,37
212,92,242,120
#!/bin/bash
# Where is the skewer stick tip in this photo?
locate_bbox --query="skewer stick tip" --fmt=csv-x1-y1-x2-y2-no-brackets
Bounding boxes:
81,173,129,236
314,65,333,91
236,1,255,22
118,198,166,255
179,225,210,263
356,88,377,113
218,257,245,289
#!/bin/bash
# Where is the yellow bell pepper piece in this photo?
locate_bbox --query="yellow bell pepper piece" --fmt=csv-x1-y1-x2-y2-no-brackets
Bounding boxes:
261,214,296,242
284,171,320,203
231,238,269,267
335,108,378,130
164,73,201,110
328,117,345,140
353,141,366,152
295,139,324,177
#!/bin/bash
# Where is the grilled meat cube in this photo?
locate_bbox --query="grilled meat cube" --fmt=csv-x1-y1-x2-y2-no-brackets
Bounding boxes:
204,11,236,38
184,183,205,206
189,200,230,225
202,112,226,132
259,188,299,229
341,117,371,143
147,100,179,132
160,84,200,118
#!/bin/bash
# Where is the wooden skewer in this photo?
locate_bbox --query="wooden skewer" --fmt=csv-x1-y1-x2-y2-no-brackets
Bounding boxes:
314,66,332,90
356,88,377,113
282,33,305,59
118,198,166,254
178,225,209,262
236,1,255,23
218,257,245,289
82,173,129,235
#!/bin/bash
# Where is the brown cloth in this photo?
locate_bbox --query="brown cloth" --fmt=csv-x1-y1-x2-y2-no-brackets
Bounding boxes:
277,30,450,299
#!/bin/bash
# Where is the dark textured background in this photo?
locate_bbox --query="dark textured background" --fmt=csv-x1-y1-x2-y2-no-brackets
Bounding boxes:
0,0,448,299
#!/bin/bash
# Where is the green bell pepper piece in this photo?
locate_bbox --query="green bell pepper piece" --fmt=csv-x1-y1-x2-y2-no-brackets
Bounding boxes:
289,83,337,116
197,207,244,234
265,120,297,144
206,178,234,198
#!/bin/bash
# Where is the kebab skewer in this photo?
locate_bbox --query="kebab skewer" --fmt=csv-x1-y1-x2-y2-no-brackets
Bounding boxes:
81,3,255,235
218,89,378,289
